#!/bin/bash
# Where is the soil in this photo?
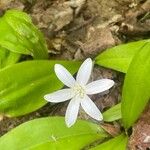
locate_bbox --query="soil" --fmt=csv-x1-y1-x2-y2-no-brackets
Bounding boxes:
0,0,150,149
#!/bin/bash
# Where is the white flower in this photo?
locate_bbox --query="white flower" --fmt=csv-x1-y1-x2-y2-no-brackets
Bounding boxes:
44,58,114,127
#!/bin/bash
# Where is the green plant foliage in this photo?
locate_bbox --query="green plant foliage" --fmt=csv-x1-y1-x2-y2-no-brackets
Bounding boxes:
0,60,80,117
95,40,149,73
0,9,48,59
0,47,20,69
0,117,108,150
121,43,150,128
90,134,127,150
103,103,121,122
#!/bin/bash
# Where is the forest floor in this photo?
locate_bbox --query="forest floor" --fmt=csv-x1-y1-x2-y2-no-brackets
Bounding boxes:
0,0,150,149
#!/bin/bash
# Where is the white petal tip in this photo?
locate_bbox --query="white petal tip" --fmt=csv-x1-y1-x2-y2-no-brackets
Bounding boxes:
66,123,72,128
93,114,103,121
94,115,103,121
86,58,92,61
65,120,74,128
86,58,92,64
103,79,115,89
44,95,55,103
65,114,76,128
44,95,50,101
97,116,103,121
110,80,115,87
54,64,61,70
111,80,115,85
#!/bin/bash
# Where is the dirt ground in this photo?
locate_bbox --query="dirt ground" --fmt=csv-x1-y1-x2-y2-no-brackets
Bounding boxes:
0,0,150,149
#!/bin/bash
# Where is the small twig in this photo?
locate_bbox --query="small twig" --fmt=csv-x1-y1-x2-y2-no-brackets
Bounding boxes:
66,15,98,33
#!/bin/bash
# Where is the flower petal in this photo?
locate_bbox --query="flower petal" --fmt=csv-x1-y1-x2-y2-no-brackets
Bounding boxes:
76,58,93,85
81,96,103,121
55,64,75,87
44,89,73,103
65,97,80,127
86,79,114,95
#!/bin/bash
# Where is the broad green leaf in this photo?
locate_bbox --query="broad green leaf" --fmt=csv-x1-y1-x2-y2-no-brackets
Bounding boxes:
90,134,127,150
95,40,150,73
0,47,20,69
103,103,121,122
0,117,108,150
0,10,48,59
121,43,150,128
2,51,20,68
0,19,28,54
0,60,80,117
5,9,32,23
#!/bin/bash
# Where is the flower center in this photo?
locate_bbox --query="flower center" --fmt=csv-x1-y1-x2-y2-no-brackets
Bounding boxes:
72,83,85,99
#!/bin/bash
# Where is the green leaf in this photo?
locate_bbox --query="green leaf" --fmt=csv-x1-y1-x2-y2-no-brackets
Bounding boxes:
121,43,150,128
103,103,121,122
0,47,20,69
0,10,48,59
0,19,28,54
0,117,107,150
90,134,127,150
0,60,80,117
5,9,32,23
95,40,150,73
